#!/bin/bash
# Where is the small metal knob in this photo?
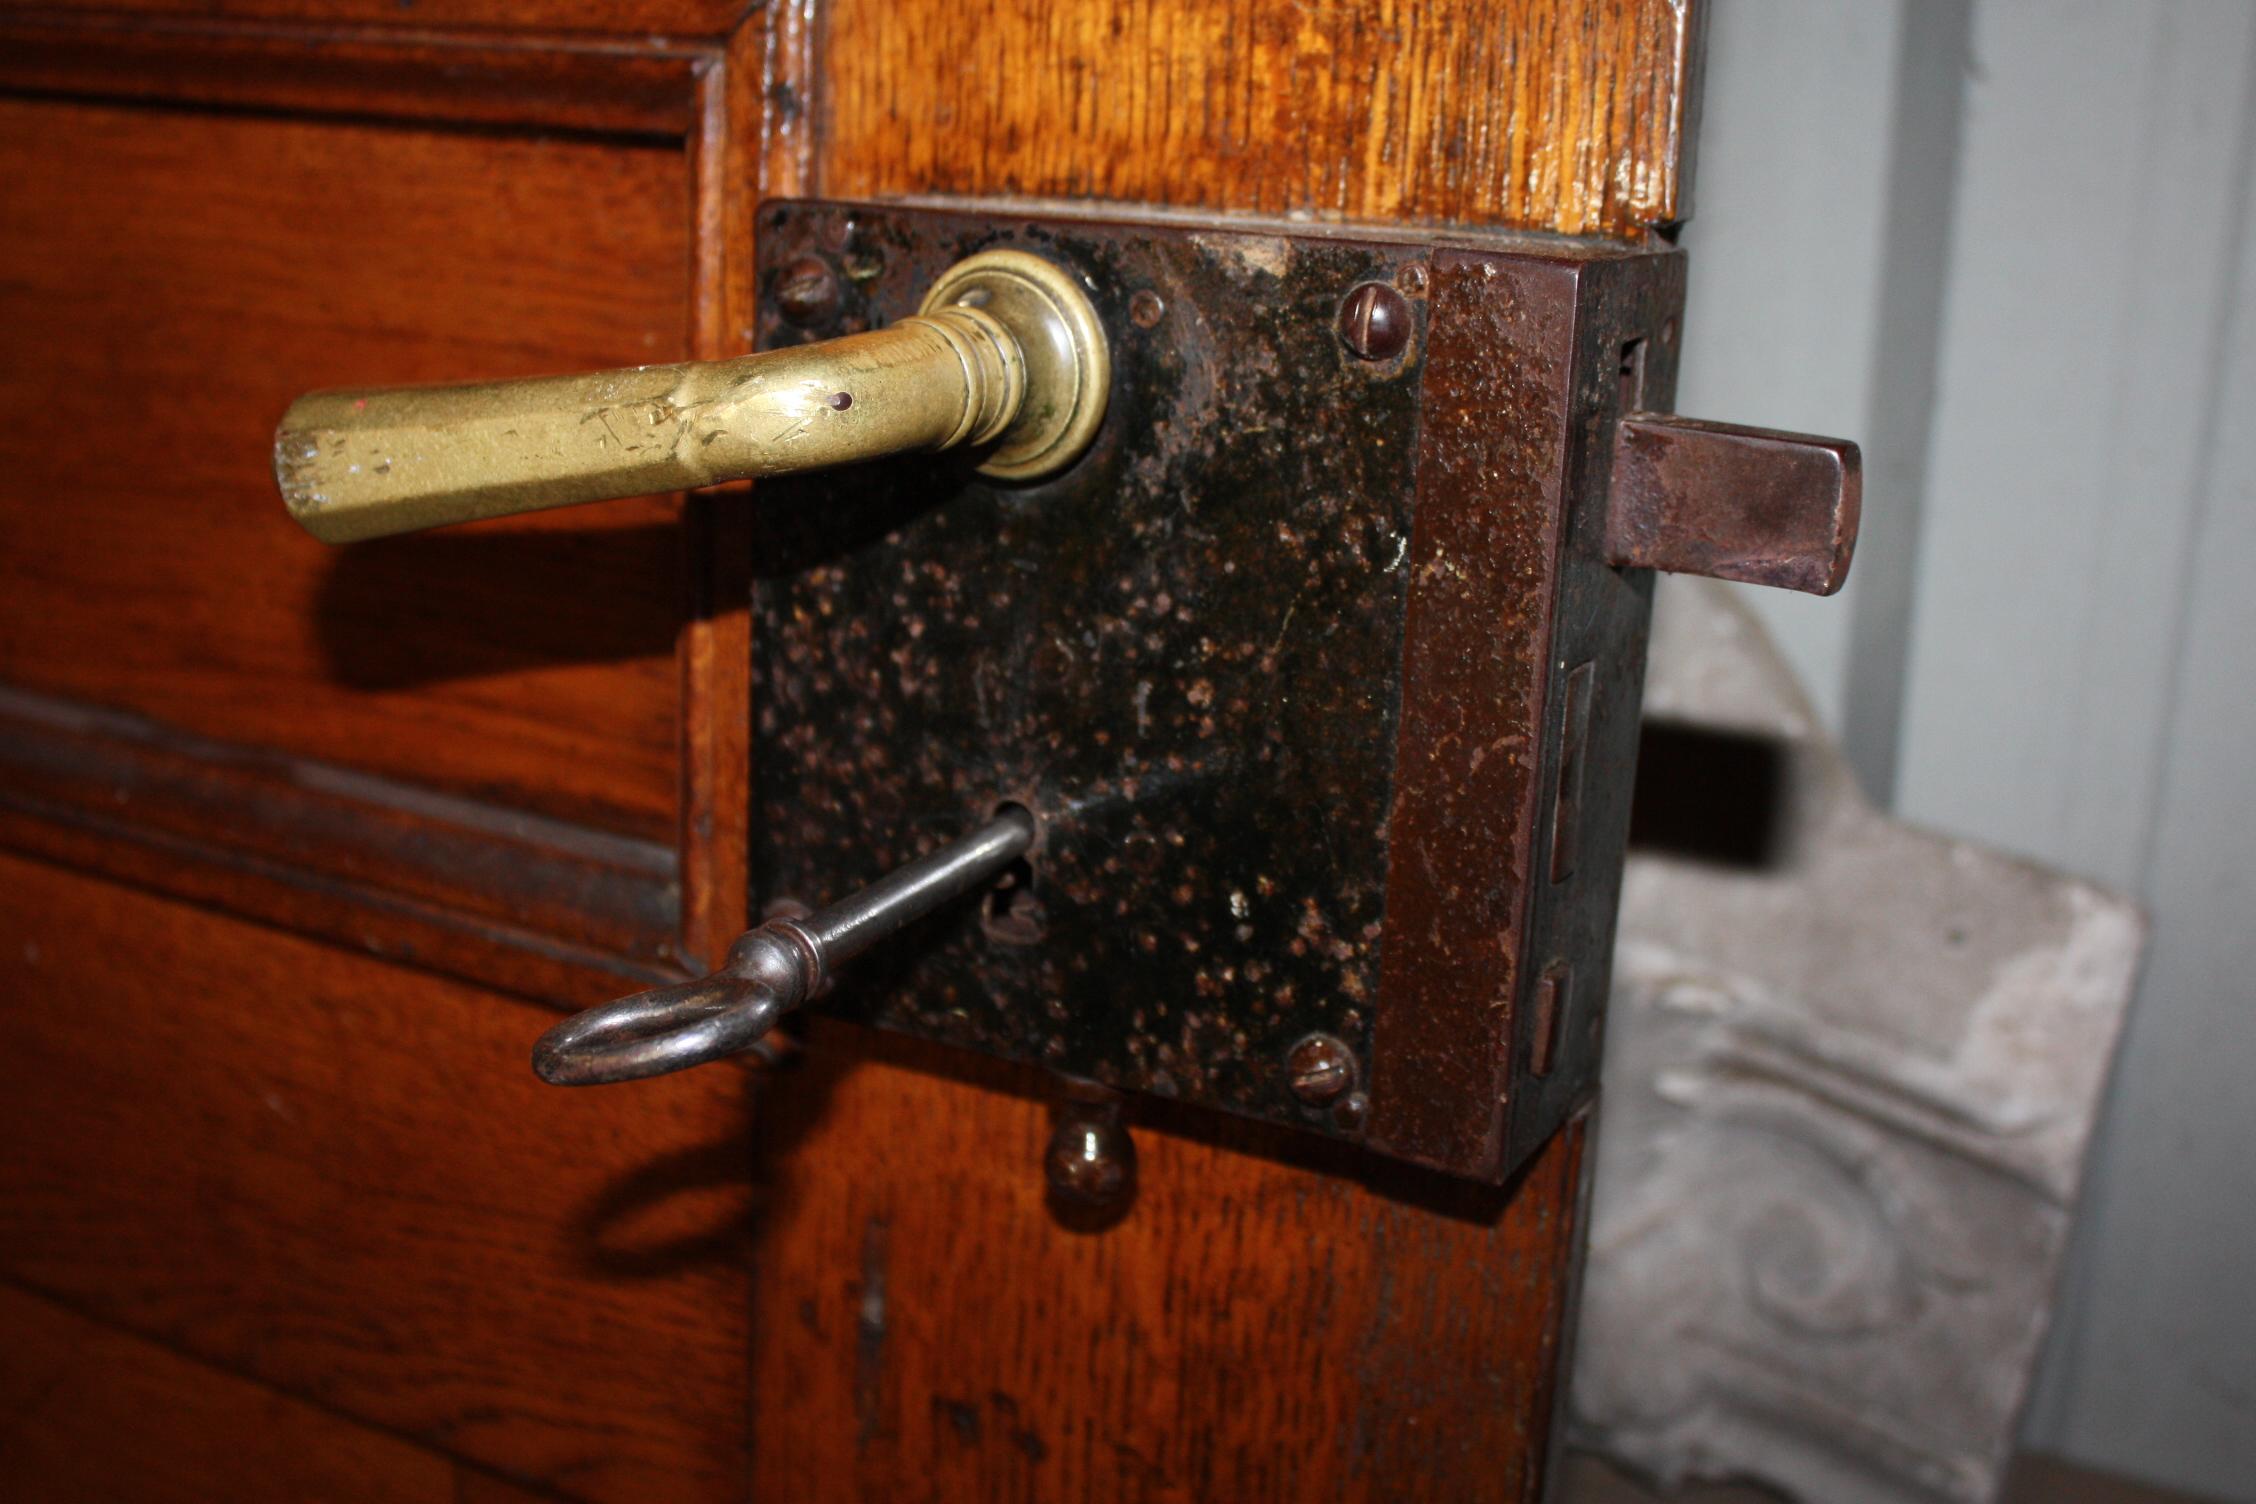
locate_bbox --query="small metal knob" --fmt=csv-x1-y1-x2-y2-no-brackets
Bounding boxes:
534,806,1036,1085
275,250,1109,544
1043,1098,1137,1217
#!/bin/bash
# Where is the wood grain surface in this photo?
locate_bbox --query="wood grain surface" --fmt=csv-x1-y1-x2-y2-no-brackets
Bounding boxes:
0,99,689,847
0,1286,555,1504
814,0,1700,236
0,0,1701,243
1,0,747,38
0,15,708,135
676,15,773,970
0,685,680,980
0,853,757,1502
747,1037,1591,1502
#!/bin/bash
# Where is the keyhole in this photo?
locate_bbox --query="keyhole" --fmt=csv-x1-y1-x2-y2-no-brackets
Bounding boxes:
984,856,1044,945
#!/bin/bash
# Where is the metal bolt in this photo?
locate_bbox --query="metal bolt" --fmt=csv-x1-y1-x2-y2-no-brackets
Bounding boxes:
1044,1105,1136,1210
1337,282,1412,361
1128,289,1167,328
1286,1033,1355,1105
1395,263,1429,296
776,255,842,327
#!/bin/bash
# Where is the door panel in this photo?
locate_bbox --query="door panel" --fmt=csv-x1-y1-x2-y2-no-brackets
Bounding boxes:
749,1041,1590,1502
0,853,755,1502
0,3,1706,1500
0,1285,540,1504
0,100,687,844
11,0,742,35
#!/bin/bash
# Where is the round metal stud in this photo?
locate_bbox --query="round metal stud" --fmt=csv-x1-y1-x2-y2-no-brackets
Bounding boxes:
775,255,842,327
1286,1033,1356,1106
1044,1106,1137,1211
1337,281,1413,361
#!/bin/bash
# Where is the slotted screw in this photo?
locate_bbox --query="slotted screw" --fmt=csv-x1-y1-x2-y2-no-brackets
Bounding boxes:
1337,282,1412,361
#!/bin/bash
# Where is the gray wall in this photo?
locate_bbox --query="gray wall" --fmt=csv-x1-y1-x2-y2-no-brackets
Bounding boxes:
1682,2,2256,1499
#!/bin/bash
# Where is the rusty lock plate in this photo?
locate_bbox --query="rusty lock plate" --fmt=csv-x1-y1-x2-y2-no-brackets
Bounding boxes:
748,201,1846,1184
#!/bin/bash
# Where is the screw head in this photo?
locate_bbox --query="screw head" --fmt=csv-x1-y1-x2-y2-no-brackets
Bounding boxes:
1128,289,1167,328
1286,1033,1356,1106
1044,1109,1136,1209
775,255,841,327
1337,282,1412,361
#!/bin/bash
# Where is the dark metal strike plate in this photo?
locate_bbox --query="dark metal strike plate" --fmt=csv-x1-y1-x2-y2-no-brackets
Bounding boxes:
750,199,1685,1185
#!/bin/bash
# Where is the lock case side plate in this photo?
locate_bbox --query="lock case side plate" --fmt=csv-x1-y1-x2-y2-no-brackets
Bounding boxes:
1367,246,1684,1180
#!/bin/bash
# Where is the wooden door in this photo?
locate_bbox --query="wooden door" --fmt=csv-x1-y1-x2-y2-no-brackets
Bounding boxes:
0,4,1704,1500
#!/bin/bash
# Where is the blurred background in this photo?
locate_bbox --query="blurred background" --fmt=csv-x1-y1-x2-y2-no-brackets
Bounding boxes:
1673,3,2255,1501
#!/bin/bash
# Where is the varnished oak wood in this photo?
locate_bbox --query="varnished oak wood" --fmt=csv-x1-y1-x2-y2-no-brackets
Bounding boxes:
748,1040,1591,1503
0,685,680,980
676,18,771,970
0,777,652,1009
0,853,756,1502
0,1286,554,1504
813,0,1701,237
0,15,707,135
0,0,1703,246
3,0,748,39
0,99,689,846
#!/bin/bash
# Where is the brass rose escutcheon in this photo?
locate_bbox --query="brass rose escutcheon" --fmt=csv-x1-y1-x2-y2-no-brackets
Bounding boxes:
272,249,1110,542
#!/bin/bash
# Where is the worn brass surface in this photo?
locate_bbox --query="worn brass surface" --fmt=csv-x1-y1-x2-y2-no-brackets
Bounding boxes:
922,249,1110,481
274,250,1107,544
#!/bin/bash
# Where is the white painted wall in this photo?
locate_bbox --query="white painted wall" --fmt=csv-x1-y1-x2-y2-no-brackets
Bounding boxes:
1683,2,2256,1499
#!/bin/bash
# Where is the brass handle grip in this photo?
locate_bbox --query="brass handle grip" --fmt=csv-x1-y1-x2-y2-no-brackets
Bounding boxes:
274,250,1109,544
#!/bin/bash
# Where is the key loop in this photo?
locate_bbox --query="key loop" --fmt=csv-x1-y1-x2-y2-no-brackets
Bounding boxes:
532,807,1037,1086
531,922,812,1085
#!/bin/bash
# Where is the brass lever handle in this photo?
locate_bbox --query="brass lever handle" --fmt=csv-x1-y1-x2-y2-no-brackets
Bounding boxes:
273,250,1109,544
